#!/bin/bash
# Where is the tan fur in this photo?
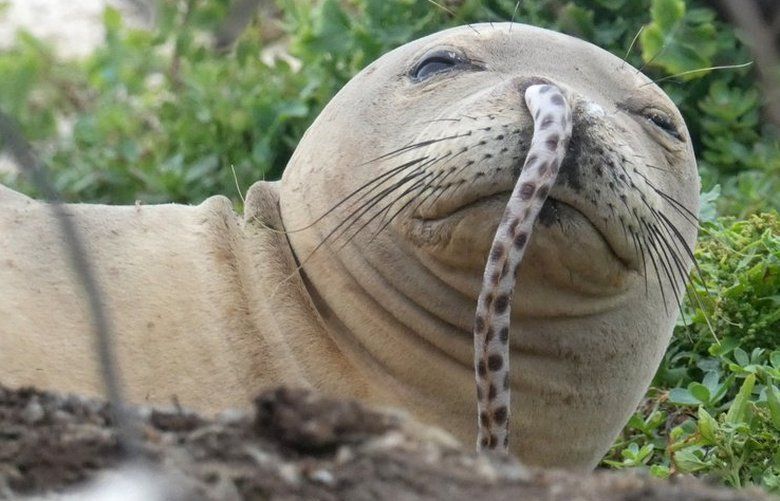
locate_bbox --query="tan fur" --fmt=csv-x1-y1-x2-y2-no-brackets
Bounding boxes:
0,23,699,470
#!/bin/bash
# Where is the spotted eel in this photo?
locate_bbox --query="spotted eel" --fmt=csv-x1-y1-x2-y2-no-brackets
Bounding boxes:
474,84,573,452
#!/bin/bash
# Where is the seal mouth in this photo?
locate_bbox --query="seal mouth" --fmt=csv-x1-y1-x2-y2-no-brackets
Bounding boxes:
415,190,635,271
539,197,635,271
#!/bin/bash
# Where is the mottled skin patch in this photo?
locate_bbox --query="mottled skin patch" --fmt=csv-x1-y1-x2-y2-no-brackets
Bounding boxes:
474,85,572,452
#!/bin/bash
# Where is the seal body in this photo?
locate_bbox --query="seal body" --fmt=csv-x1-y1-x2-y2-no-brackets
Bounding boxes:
0,23,699,470
0,183,340,408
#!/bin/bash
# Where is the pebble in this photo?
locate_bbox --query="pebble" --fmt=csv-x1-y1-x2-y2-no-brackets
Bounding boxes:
21,397,44,425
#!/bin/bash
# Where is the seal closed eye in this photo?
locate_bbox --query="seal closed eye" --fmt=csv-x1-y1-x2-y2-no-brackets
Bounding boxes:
411,49,475,80
645,109,683,140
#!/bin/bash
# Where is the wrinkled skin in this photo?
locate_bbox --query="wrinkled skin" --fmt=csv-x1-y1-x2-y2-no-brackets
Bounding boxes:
0,23,699,470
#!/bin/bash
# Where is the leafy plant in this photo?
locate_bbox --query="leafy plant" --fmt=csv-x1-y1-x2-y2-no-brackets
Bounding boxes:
685,213,780,352
606,212,780,493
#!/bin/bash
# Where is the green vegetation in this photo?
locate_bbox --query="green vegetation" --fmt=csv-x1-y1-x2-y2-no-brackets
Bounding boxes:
0,0,777,493
605,213,780,491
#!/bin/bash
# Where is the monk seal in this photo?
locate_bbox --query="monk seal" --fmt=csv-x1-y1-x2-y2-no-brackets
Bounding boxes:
0,23,699,470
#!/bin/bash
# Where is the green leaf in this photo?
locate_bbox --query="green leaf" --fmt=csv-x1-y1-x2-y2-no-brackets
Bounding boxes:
627,413,646,431
708,336,739,356
689,382,711,404
702,371,720,394
650,464,670,479
668,388,700,405
639,0,718,78
698,185,720,223
650,0,685,31
674,446,711,472
766,383,780,431
559,3,595,39
637,443,655,463
686,8,716,24
103,6,123,32
771,351,780,370
710,374,736,405
734,347,750,367
697,407,718,444
725,373,756,424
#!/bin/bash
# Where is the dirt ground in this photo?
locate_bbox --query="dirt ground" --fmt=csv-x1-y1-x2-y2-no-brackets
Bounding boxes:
0,385,774,500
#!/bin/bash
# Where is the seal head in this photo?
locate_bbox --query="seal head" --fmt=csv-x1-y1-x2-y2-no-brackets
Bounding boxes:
280,23,699,469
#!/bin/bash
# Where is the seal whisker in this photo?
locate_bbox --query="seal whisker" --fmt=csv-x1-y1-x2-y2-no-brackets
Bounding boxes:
348,163,455,245
648,209,689,264
629,228,650,296
650,217,688,283
618,217,630,251
421,181,459,214
420,117,463,124
643,219,684,289
654,209,708,295
622,25,644,68
646,221,689,321
642,162,672,173
370,152,459,233
344,159,432,214
268,165,433,298
632,167,699,227
654,210,718,339
366,133,471,164
643,61,753,87
640,220,682,314
265,156,431,236
283,165,430,279
423,0,481,35
509,1,521,30
368,174,446,243
632,194,694,314
306,138,462,236
638,230,670,315
403,168,455,221
337,155,454,246
647,220,688,291
331,169,432,247
412,144,491,214
637,26,677,73
634,193,691,273
342,176,432,249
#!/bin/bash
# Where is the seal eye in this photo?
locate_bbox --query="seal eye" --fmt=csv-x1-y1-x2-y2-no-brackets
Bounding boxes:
412,50,461,81
646,111,681,140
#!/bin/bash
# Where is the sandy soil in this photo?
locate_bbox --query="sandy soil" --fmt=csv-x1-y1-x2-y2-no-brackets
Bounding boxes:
1,385,774,500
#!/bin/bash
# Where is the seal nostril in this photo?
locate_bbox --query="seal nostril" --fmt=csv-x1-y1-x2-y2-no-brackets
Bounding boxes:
515,77,555,96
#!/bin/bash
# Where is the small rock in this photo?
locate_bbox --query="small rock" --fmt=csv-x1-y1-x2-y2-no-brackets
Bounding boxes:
21,397,44,425
277,463,301,486
309,469,335,486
